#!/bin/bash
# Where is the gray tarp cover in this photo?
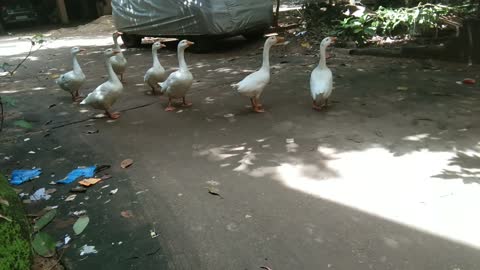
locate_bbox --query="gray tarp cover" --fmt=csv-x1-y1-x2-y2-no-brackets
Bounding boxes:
112,0,273,36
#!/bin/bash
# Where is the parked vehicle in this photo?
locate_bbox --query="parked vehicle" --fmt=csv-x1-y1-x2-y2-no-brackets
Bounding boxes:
112,0,273,49
0,0,38,25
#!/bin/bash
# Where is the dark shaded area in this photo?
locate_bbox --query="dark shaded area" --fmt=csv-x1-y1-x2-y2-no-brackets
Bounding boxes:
435,152,480,184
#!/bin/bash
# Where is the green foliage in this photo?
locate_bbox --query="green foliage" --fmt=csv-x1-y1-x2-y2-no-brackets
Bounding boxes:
338,3,475,45
33,210,57,232
340,14,377,46
32,232,56,258
14,120,33,129
1,96,15,107
0,173,32,270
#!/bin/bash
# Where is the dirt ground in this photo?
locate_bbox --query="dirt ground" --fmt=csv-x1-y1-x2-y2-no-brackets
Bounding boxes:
1,16,480,270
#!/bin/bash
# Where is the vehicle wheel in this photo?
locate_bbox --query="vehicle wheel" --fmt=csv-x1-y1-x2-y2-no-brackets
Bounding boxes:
242,30,266,41
189,37,215,53
121,33,142,48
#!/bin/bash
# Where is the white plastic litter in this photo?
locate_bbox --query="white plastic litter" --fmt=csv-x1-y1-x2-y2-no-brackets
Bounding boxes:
30,188,51,201
80,245,98,256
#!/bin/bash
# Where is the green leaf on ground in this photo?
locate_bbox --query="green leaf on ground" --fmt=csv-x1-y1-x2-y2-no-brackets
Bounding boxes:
32,232,56,257
1,96,16,106
73,216,89,235
14,120,32,129
33,209,57,232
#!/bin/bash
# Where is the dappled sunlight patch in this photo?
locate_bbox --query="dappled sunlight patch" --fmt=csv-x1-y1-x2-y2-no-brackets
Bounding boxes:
31,87,46,91
0,90,20,94
403,133,430,141
256,137,270,143
203,97,215,104
194,62,209,68
9,55,40,61
233,149,256,172
208,67,240,75
267,147,480,249
195,145,241,161
0,37,113,56
285,138,299,153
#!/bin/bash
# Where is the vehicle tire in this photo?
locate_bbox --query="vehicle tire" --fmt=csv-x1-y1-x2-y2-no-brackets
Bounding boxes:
189,37,216,53
242,30,266,41
121,33,142,48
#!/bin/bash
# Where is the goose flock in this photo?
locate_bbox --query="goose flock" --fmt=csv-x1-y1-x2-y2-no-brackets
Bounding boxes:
57,32,335,119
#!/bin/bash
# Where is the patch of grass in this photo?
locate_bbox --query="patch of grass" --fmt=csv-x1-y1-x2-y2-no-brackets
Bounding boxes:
0,173,32,270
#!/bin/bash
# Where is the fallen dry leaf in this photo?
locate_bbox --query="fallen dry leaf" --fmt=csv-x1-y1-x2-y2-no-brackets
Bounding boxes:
208,187,223,198
101,174,112,180
52,217,76,229
120,210,134,218
70,186,87,193
79,178,101,187
120,159,134,169
463,78,476,85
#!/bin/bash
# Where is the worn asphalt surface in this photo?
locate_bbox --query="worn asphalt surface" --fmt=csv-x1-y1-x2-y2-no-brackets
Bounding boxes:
1,20,480,269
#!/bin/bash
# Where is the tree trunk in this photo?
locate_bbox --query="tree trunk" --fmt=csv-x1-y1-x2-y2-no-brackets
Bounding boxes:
56,0,69,24
273,0,280,27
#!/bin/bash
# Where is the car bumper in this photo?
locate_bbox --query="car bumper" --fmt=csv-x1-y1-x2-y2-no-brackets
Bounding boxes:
3,14,37,24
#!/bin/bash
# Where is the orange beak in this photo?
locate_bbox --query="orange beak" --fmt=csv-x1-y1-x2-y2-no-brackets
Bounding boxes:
79,48,86,52
276,36,285,43
186,41,195,46
112,50,121,55
160,43,166,48
331,37,337,44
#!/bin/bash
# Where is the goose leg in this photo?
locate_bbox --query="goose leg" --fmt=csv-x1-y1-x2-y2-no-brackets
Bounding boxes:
73,90,83,102
253,98,265,113
165,98,176,112
312,100,323,111
181,97,192,107
106,110,121,119
150,86,156,95
250,98,255,108
120,74,126,83
255,95,263,108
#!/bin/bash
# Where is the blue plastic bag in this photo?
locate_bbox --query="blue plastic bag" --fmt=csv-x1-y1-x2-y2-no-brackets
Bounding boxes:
9,168,42,185
56,166,96,184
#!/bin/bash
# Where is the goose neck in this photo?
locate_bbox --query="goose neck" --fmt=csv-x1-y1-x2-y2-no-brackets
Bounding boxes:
72,54,82,74
177,47,188,71
106,56,120,83
318,45,327,69
260,43,272,70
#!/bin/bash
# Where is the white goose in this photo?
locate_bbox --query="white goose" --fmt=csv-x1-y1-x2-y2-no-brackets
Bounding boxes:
80,48,123,119
56,47,86,101
144,41,167,95
159,40,194,111
232,35,284,113
111,32,127,82
310,37,336,111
